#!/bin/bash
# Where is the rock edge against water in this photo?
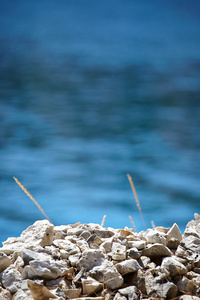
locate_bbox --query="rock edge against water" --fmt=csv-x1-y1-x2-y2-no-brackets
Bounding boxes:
0,214,200,300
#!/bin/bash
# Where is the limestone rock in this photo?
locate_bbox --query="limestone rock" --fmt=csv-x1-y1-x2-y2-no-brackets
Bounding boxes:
21,249,52,265
115,259,141,275
89,261,123,290
180,235,200,254
27,280,57,299
179,296,199,300
1,265,22,293
113,293,127,300
65,288,81,299
112,242,126,261
1,220,54,255
81,276,103,295
0,253,11,272
76,249,105,271
128,240,146,250
177,276,196,294
146,228,167,245
53,239,80,258
24,259,69,280
167,223,182,241
161,257,187,277
142,243,172,258
118,286,138,300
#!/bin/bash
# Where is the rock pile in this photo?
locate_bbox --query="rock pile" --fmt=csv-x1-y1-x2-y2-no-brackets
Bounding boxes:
0,214,200,300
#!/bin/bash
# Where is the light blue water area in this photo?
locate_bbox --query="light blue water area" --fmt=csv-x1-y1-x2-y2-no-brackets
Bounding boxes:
0,0,200,244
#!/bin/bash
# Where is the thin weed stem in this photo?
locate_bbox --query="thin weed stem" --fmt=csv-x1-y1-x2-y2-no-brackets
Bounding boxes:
13,177,53,224
127,173,147,230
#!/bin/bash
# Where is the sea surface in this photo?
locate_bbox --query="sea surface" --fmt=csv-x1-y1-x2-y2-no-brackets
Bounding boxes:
0,0,200,244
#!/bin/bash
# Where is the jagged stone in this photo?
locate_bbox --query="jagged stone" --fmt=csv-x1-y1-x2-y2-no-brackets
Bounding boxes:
128,240,146,250
65,288,81,299
1,265,22,293
145,229,167,245
113,293,127,300
112,242,126,261
23,259,69,280
142,243,172,257
12,289,30,300
167,223,182,241
127,247,141,259
180,235,200,254
161,257,187,277
89,261,123,290
1,220,54,255
21,249,52,265
27,280,57,299
184,218,200,238
0,286,12,300
53,239,80,258
115,259,141,275
81,276,103,295
0,253,11,272
177,276,196,294
118,286,138,300
145,270,178,299
76,249,105,271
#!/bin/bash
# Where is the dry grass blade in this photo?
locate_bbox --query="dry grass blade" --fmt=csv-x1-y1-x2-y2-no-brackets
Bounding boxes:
13,176,53,224
127,173,147,230
101,215,106,227
151,220,156,228
129,215,137,232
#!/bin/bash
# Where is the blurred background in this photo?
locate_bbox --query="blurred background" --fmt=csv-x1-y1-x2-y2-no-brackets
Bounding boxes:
0,0,200,244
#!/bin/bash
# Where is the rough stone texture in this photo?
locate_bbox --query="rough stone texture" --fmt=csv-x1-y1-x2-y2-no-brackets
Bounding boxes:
115,259,141,275
0,253,11,273
0,215,200,299
1,265,22,293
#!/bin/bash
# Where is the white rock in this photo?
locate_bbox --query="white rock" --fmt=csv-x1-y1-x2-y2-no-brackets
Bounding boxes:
53,239,80,257
81,276,103,295
142,243,172,257
115,259,141,275
1,265,22,293
65,288,82,299
161,256,187,277
167,223,182,241
0,253,11,272
89,261,123,290
68,253,81,266
180,236,200,254
112,242,126,261
146,228,167,245
76,249,105,271
25,259,69,280
128,240,146,250
21,248,52,265
27,279,58,299
118,286,138,300
1,220,54,255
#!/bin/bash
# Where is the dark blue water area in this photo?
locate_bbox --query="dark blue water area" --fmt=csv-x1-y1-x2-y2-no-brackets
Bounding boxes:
0,0,200,243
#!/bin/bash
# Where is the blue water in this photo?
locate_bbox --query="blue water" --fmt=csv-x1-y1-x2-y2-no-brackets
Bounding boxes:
1,0,200,244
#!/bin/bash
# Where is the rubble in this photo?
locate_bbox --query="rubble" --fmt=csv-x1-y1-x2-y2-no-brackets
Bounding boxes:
0,214,200,299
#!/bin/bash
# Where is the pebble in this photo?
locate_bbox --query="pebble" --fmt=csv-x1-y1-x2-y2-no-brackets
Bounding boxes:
0,213,200,299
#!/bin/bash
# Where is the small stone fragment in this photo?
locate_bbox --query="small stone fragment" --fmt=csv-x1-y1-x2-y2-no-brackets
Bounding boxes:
27,279,57,299
81,276,103,295
76,249,105,271
118,286,138,300
142,243,172,257
65,288,81,299
115,259,141,275
0,253,11,272
167,223,182,241
146,229,167,245
112,242,126,261
161,257,187,277
1,265,22,293
27,259,69,279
